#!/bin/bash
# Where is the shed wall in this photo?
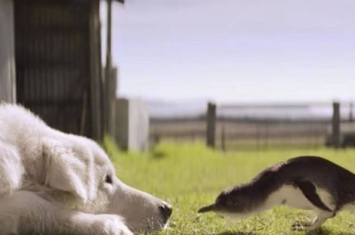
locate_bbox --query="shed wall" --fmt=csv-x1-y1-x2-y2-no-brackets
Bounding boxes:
0,0,16,103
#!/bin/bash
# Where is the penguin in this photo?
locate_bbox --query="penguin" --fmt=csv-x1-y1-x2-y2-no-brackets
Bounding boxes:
198,156,355,232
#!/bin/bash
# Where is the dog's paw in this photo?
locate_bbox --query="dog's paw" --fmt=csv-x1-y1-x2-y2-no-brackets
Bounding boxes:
91,214,133,235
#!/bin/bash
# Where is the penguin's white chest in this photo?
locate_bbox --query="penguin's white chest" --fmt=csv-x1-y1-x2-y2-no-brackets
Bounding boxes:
217,186,319,219
217,184,336,220
265,185,335,211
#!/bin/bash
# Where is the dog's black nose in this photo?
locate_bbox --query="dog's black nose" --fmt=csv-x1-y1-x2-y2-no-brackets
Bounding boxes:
159,203,172,220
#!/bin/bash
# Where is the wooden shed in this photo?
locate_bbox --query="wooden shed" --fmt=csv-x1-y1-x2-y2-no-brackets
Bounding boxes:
0,0,123,140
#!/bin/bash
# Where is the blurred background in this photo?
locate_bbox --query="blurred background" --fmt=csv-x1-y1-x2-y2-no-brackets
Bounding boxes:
1,0,355,152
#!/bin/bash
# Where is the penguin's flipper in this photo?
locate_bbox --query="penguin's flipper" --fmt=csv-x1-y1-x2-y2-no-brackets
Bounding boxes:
294,180,332,212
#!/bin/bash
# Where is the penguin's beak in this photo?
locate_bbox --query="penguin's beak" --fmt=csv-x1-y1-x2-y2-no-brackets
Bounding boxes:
198,204,216,213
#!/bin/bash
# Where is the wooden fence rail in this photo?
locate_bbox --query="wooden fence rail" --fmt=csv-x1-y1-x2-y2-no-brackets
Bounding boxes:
206,101,343,150
150,101,354,151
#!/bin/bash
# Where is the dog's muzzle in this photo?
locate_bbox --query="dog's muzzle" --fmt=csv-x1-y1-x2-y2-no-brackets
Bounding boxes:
159,202,173,222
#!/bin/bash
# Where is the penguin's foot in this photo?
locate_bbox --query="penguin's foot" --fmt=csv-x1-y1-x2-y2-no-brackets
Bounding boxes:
291,220,314,231
291,211,333,232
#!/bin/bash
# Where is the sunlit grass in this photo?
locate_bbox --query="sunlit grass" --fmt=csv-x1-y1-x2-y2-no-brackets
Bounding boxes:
104,138,355,235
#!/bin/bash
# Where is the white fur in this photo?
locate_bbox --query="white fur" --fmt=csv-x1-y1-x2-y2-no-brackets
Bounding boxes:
0,104,170,235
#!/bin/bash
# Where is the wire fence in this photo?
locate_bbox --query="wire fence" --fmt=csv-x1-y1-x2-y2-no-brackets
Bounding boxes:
150,101,355,151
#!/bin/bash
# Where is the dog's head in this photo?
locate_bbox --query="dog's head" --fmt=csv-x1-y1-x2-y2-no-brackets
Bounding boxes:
41,135,172,233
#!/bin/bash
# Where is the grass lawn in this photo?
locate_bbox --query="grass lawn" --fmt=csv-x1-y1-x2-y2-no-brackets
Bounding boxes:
104,139,355,235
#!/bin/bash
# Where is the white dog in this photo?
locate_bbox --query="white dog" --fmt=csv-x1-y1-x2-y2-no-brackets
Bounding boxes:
0,103,172,235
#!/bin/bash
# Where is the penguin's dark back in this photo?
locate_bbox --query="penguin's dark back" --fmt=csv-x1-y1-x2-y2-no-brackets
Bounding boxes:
277,156,355,207
220,161,289,210
220,156,355,212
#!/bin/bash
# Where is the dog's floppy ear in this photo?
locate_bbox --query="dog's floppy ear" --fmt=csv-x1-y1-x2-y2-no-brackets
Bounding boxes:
41,138,88,202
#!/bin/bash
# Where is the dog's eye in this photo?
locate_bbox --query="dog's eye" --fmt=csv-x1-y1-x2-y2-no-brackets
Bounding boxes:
105,175,113,184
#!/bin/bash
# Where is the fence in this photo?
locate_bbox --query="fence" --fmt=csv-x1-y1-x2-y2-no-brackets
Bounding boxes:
150,101,355,151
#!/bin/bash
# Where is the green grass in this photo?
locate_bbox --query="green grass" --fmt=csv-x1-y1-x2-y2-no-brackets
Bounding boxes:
104,138,355,235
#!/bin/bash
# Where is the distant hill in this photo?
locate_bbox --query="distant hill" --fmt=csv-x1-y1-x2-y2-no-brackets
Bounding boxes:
147,99,342,120
148,99,207,118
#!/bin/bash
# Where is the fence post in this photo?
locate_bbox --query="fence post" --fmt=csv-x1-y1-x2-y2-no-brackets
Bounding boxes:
221,119,226,152
350,102,353,122
332,102,340,148
206,102,216,148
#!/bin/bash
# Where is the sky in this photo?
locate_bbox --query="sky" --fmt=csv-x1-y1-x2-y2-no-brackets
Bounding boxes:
101,0,355,103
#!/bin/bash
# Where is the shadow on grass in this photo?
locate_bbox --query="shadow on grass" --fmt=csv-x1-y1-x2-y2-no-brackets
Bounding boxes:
307,227,355,235
150,149,168,160
217,232,255,235
217,228,355,235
